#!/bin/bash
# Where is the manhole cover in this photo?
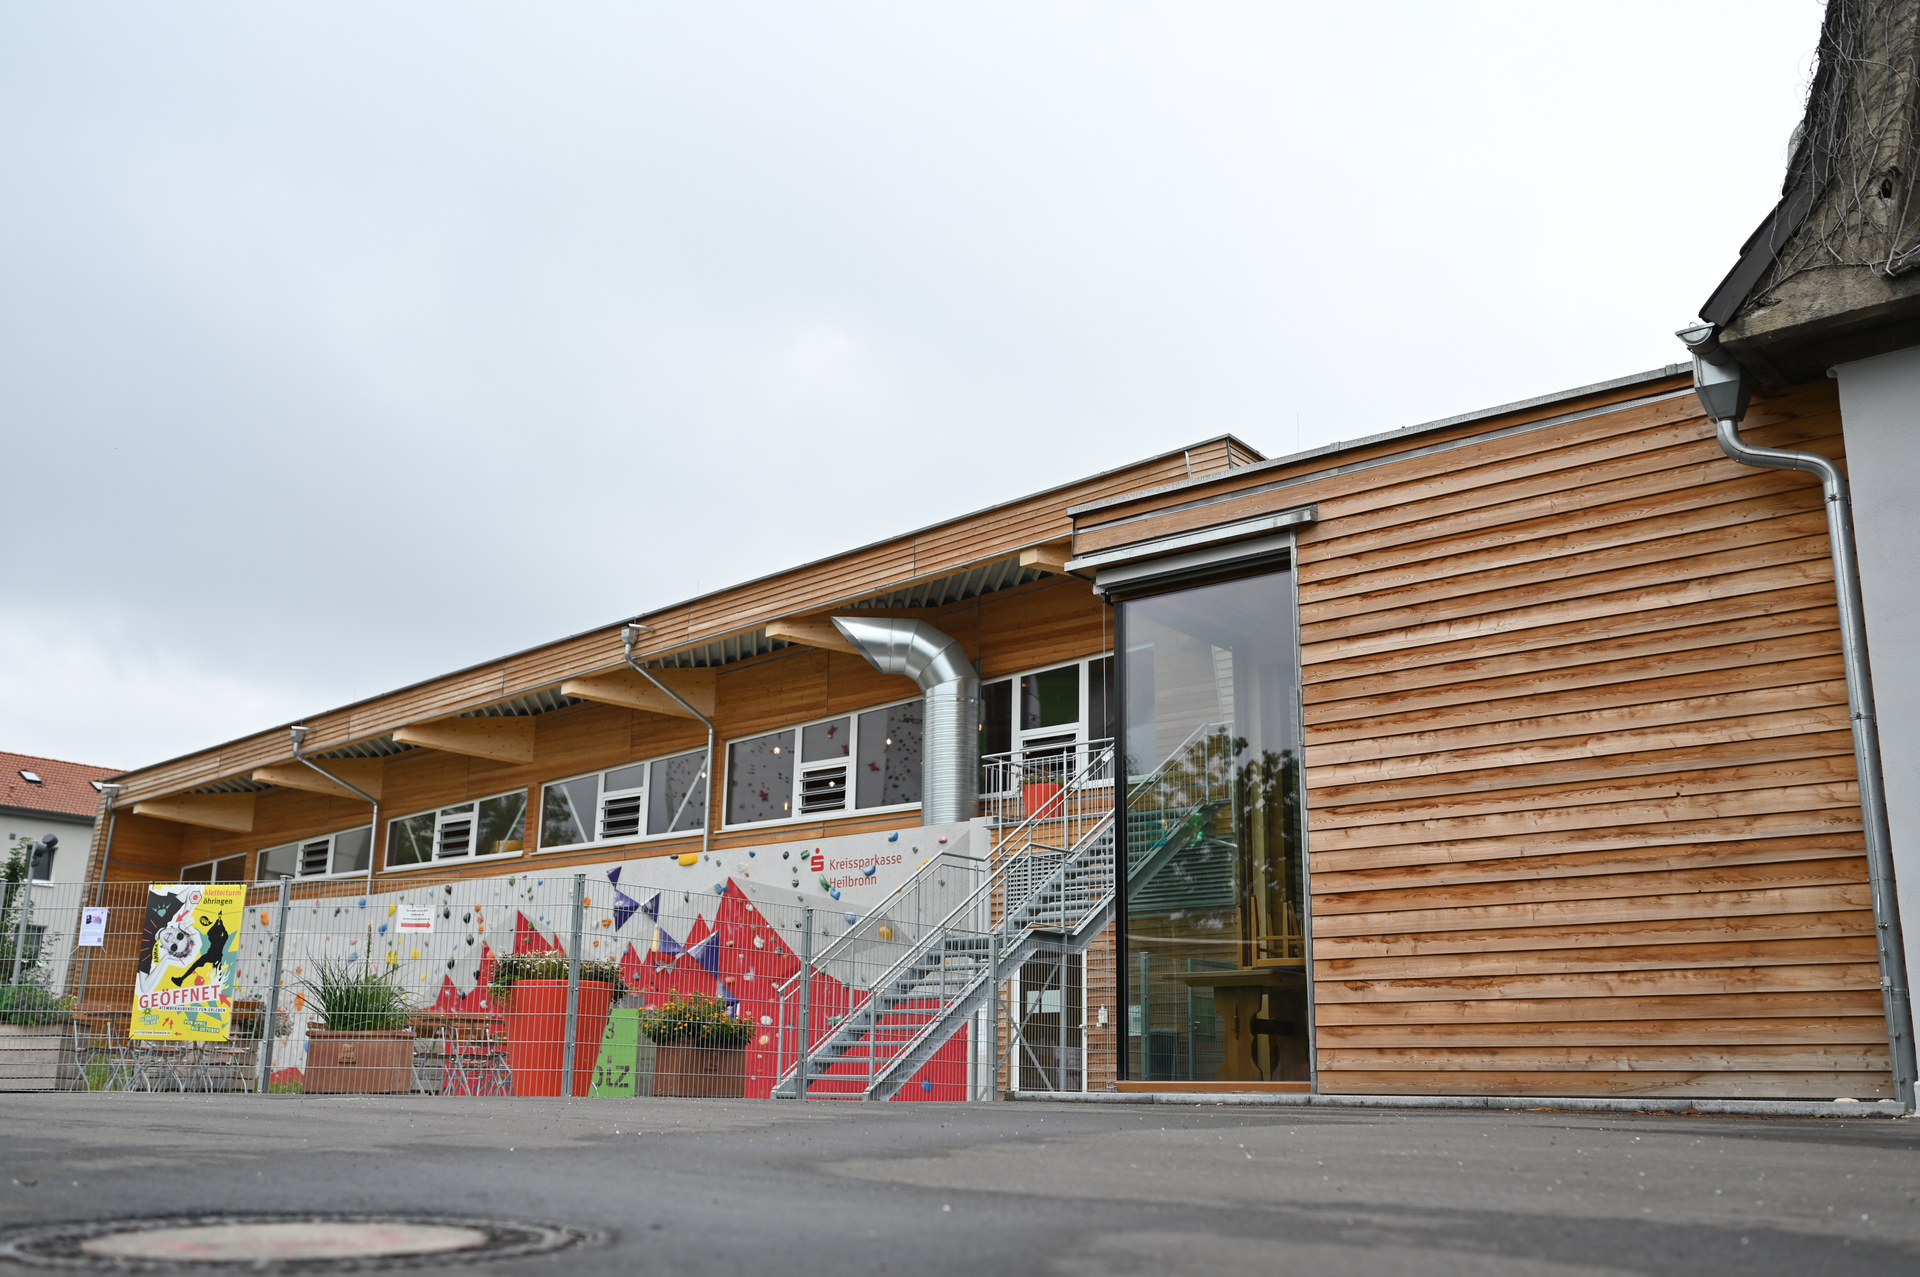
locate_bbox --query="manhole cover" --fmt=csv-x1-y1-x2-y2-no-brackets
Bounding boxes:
0,1213,594,1271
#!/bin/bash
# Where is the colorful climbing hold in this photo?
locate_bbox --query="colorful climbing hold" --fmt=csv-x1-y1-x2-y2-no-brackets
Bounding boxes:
678,853,699,867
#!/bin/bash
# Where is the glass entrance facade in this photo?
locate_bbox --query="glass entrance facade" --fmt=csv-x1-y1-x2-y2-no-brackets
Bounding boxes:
1118,564,1308,1084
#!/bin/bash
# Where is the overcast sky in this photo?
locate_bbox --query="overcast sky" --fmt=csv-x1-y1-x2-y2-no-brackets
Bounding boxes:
2,2,1825,771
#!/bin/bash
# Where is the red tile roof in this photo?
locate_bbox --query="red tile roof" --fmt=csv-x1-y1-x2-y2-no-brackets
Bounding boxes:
0,751,121,820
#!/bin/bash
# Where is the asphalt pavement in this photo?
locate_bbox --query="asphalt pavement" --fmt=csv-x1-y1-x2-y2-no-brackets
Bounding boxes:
2,1094,1916,1275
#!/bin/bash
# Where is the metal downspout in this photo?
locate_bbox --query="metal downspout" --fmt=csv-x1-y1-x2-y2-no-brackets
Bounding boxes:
290,727,380,901
827,617,979,826
1712,416,1917,1108
1680,323,1918,1110
78,783,121,1006
621,627,715,864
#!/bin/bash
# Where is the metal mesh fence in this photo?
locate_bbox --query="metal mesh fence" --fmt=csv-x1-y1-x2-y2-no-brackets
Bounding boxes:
1,856,1030,1100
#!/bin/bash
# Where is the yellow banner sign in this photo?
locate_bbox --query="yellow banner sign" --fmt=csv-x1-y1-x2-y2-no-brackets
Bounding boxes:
131,883,247,1040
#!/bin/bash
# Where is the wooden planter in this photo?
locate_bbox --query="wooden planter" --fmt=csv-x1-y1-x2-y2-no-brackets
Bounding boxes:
0,1023,78,1092
650,1042,746,1098
304,1028,414,1094
502,980,616,1097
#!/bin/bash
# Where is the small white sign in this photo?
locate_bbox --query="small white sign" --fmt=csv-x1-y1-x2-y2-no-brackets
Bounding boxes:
396,904,435,934
78,908,108,948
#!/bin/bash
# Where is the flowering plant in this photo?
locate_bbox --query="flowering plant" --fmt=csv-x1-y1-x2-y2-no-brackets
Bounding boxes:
637,993,751,1048
487,950,622,1006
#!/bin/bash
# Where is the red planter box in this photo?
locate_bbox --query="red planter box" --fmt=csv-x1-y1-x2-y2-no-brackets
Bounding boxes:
503,980,615,1097
1023,782,1064,819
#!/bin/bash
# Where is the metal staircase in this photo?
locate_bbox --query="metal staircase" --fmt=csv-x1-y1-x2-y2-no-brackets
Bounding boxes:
771,743,1117,1101
769,724,1239,1101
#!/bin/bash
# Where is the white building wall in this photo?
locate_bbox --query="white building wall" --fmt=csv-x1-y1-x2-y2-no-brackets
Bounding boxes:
1834,344,1920,1011
1,809,94,993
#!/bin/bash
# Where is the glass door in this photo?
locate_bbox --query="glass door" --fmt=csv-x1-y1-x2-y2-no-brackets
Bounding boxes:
1118,565,1307,1084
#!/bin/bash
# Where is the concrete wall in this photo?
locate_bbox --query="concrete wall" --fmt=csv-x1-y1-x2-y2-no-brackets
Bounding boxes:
1835,344,1920,1009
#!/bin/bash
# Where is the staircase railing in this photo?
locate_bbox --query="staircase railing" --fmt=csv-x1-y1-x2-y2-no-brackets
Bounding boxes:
772,741,1117,1100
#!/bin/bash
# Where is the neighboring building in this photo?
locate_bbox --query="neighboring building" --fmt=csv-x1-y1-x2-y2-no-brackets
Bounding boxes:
2,750,116,888
3,749,118,989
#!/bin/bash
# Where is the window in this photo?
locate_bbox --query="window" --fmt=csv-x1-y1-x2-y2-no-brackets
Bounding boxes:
979,655,1115,790
540,748,709,851
18,771,41,785
256,827,371,881
185,854,248,883
29,842,54,882
386,791,527,869
725,699,923,828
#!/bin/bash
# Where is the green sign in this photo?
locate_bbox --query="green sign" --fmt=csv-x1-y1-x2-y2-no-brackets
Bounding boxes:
592,1007,639,1096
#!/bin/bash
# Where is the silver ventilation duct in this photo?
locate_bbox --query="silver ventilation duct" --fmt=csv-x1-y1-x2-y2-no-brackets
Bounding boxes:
829,617,978,826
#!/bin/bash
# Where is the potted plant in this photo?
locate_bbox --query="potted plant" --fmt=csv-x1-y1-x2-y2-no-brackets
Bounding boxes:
301,959,415,1093
489,950,622,1097
0,980,76,1092
638,993,751,1098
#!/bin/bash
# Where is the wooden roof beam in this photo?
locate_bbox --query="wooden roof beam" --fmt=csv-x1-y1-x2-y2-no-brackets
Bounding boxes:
559,668,715,720
130,793,256,833
764,608,946,658
1019,540,1074,574
764,616,866,657
249,758,385,801
392,717,536,764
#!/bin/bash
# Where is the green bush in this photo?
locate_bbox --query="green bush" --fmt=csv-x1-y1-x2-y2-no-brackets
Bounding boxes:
637,993,751,1048
0,981,71,1026
487,949,622,1007
299,958,412,1034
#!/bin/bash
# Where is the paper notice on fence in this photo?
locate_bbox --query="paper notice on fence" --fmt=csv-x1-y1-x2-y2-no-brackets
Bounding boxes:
78,908,108,947
396,904,435,933
130,883,247,1040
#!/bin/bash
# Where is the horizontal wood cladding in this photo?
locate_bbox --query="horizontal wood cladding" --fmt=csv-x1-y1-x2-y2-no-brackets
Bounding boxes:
1074,375,1693,542
106,582,1113,884
1105,378,1886,1099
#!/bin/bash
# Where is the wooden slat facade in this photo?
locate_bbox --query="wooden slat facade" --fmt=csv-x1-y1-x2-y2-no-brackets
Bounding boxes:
1073,373,1891,1099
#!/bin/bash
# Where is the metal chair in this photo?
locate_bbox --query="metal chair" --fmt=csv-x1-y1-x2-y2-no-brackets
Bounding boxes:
444,1015,511,1096
67,1016,126,1091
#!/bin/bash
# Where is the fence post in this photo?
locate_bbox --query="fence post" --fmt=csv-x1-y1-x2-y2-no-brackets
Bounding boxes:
256,875,292,1094
8,877,31,986
797,907,813,1100
986,929,999,1101
562,874,584,1099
